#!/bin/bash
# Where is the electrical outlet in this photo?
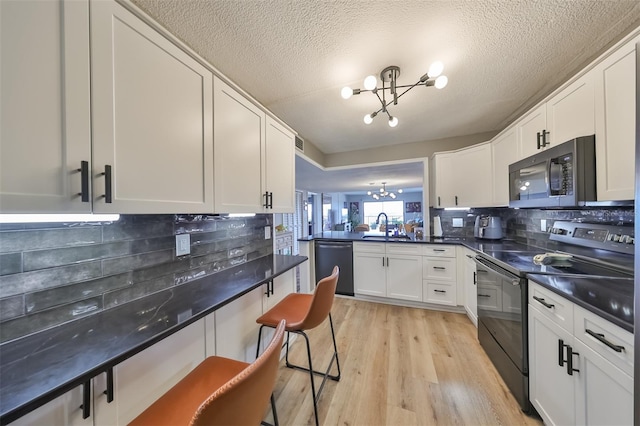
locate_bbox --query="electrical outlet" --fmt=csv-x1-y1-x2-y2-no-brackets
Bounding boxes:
452,218,464,228
541,219,547,232
264,226,271,240
175,234,190,256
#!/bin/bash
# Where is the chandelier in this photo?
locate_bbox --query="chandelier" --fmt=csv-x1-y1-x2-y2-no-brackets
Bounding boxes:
341,62,448,127
368,182,403,200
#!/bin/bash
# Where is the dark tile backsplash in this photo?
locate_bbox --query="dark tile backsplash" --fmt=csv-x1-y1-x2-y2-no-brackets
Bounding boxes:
429,206,635,249
0,214,272,343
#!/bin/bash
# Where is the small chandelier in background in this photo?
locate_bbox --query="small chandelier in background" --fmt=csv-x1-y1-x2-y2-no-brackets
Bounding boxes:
341,61,448,127
368,182,403,200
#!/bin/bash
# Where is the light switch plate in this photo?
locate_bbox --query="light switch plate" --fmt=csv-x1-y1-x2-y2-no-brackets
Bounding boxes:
541,219,547,232
452,217,464,228
264,226,271,240
175,234,190,256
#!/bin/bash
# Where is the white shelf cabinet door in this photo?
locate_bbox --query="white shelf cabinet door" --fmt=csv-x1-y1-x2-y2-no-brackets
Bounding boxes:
517,104,547,159
546,72,595,147
454,143,492,207
573,338,633,426
594,38,637,201
528,305,576,426
94,319,206,426
386,254,422,302
11,384,92,426
91,0,213,214
463,253,478,326
214,286,264,363
265,117,295,213
431,152,456,207
0,0,92,213
353,252,386,297
491,128,518,206
213,76,266,213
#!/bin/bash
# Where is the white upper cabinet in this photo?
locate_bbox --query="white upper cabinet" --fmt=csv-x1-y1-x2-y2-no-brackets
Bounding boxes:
517,73,595,160
264,117,295,212
594,36,638,201
91,0,214,214
0,0,92,213
491,128,518,206
430,152,455,208
214,76,295,213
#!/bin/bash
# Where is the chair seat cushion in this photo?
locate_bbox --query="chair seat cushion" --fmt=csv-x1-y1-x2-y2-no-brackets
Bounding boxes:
129,356,248,426
256,293,312,331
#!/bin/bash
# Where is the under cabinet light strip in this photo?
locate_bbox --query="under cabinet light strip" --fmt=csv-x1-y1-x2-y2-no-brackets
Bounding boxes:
0,214,120,223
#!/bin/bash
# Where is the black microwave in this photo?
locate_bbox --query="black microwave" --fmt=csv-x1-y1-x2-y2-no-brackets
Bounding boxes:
508,135,596,208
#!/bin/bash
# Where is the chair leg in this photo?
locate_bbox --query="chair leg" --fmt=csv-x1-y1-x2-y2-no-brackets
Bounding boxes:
256,324,265,360
328,313,342,380
301,331,320,426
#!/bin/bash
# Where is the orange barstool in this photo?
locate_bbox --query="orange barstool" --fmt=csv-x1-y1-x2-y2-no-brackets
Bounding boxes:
129,319,286,426
255,266,341,426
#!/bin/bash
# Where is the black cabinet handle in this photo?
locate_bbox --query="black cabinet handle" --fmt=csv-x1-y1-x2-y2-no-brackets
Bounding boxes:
542,129,550,147
473,271,477,285
382,257,385,267
434,289,446,293
559,339,567,367
433,249,446,252
533,296,554,309
104,368,114,403
80,380,91,419
455,195,458,206
567,345,579,375
386,257,389,267
437,196,441,206
536,131,542,149
263,192,270,208
478,294,491,298
102,165,112,203
268,192,273,209
433,266,446,270
585,329,625,353
77,161,89,202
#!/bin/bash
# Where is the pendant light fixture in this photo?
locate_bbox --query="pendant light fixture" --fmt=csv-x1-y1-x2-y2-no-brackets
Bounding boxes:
341,61,448,127
367,182,403,200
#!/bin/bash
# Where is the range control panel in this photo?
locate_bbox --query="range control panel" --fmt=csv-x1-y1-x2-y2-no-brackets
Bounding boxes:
549,221,634,255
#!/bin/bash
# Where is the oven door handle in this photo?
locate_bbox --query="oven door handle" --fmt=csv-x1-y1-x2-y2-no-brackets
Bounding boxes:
472,256,521,286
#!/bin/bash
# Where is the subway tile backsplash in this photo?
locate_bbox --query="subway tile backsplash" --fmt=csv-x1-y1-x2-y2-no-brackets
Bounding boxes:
0,214,272,343
429,206,635,249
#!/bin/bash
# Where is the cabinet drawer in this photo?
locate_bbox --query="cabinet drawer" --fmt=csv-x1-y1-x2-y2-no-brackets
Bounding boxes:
528,281,574,331
422,245,455,257
477,285,501,311
574,305,634,377
423,282,456,306
353,242,385,254
386,243,422,255
423,258,456,282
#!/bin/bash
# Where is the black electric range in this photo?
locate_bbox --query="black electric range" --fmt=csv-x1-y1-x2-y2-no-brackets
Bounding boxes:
472,221,634,414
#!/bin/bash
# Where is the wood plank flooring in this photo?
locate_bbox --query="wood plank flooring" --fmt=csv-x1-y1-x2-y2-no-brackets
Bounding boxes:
265,297,542,425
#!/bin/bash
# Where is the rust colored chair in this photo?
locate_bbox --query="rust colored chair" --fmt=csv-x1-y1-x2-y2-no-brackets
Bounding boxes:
129,319,286,426
255,266,341,426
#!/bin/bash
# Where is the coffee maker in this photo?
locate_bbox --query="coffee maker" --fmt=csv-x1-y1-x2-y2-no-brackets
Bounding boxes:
474,215,503,240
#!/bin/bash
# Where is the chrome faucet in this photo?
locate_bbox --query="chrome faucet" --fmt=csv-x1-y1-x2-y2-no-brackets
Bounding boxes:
376,212,389,240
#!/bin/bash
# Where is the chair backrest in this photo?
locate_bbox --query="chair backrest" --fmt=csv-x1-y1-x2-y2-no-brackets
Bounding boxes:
299,266,339,331
190,320,286,426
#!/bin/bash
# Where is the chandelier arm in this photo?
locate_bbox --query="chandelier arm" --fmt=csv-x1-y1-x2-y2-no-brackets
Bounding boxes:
374,90,387,112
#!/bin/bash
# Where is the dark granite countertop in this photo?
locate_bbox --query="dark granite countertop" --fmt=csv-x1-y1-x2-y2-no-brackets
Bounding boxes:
527,274,634,333
0,254,307,425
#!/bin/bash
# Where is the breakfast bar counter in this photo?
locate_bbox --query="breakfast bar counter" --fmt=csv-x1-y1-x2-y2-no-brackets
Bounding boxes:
0,254,307,425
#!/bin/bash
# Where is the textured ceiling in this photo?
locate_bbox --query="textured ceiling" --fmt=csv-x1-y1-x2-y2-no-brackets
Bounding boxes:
130,0,640,194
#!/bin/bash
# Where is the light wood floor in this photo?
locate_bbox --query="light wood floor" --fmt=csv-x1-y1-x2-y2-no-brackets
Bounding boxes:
265,297,543,425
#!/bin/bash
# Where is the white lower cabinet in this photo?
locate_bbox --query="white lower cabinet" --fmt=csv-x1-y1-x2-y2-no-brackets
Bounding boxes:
11,385,93,426
422,245,457,306
461,249,478,326
528,281,633,426
353,243,422,301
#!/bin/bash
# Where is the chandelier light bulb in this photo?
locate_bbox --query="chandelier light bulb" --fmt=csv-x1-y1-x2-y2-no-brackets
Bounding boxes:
363,114,373,124
363,75,377,91
388,116,398,127
390,193,396,199
341,86,353,99
435,75,448,89
367,191,372,195
428,61,444,78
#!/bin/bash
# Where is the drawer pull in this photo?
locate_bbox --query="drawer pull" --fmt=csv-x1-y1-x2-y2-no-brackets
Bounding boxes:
433,249,446,252
433,266,446,270
434,289,446,293
533,296,554,309
585,329,625,353
478,294,491,298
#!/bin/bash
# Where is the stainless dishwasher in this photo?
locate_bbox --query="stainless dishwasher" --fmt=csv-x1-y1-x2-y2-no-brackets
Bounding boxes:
314,241,354,296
